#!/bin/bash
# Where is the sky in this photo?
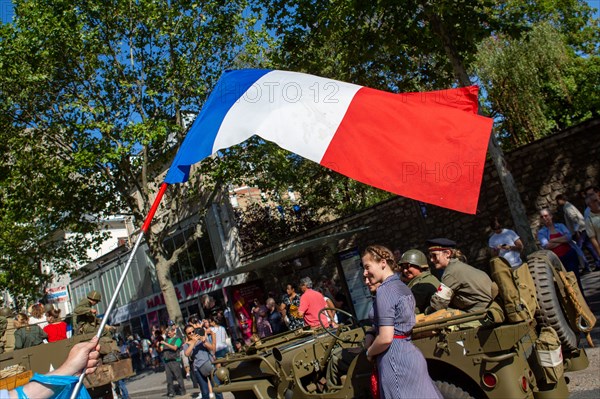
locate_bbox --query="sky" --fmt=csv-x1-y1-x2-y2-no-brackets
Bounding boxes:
0,0,12,24
1,1,599,24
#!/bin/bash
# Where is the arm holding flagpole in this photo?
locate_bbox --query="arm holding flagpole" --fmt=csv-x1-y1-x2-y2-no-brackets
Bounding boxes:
69,183,169,399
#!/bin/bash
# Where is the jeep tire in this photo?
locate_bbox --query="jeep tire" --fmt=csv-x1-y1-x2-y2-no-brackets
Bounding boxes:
434,380,475,399
527,251,578,351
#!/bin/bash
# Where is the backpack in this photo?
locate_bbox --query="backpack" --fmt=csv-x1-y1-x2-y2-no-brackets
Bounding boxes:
535,327,563,383
128,339,140,355
489,256,538,323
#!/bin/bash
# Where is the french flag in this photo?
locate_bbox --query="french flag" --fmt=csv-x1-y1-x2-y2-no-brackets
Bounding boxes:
165,69,493,214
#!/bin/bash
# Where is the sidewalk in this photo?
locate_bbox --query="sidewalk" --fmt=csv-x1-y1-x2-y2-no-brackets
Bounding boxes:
565,270,600,398
125,368,233,399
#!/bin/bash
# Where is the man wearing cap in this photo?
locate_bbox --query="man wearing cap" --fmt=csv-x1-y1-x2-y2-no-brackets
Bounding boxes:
399,249,441,314
425,239,494,315
73,290,102,335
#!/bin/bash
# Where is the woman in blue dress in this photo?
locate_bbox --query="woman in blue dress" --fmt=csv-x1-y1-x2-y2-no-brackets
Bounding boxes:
362,245,442,399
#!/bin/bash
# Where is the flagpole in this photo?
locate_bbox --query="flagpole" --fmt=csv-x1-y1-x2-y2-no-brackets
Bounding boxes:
70,183,169,399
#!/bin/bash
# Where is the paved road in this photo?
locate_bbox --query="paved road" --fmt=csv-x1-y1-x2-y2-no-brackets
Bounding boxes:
126,271,600,399
565,270,600,398
126,368,234,399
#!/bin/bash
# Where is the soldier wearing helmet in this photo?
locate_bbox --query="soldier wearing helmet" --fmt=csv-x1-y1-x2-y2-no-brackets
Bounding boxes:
398,250,440,314
73,290,102,334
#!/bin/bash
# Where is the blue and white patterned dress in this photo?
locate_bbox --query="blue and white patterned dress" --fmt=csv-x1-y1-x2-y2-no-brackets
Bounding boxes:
373,274,442,399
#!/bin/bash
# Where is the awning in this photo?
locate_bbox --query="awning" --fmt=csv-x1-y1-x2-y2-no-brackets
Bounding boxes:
213,227,368,279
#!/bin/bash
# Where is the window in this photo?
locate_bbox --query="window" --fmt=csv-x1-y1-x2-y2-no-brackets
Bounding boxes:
162,224,216,284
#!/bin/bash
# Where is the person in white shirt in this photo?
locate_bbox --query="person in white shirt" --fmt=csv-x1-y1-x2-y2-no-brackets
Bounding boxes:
209,316,229,359
488,217,524,268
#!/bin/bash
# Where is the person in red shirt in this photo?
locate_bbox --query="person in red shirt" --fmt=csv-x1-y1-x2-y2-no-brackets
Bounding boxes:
43,307,67,342
297,277,329,328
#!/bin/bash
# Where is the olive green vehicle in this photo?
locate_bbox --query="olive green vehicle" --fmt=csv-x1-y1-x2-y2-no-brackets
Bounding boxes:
0,332,133,398
212,250,592,399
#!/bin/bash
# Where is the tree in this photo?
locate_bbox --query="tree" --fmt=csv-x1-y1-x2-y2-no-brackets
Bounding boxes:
0,16,115,305
475,22,599,148
234,202,321,253
253,0,598,254
0,0,269,321
207,137,393,223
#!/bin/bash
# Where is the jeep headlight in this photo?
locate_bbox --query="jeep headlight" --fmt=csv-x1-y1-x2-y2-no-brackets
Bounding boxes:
216,367,230,384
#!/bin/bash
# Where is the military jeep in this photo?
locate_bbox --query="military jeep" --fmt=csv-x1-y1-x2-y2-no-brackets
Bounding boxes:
212,250,592,399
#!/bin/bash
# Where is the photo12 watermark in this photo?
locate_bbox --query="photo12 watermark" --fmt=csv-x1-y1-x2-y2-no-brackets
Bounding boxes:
399,162,480,184
218,79,342,105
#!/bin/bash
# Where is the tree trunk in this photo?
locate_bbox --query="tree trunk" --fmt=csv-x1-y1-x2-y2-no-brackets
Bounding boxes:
425,7,538,255
154,255,184,325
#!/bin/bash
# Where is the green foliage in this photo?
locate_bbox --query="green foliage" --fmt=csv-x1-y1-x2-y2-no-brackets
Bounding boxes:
256,0,599,147
0,0,270,307
206,137,392,222
234,202,321,253
474,22,599,147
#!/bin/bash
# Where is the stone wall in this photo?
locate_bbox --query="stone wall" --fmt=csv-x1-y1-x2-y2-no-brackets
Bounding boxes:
246,118,600,274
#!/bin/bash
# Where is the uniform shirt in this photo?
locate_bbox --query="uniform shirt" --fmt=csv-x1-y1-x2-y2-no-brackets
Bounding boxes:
3,319,16,352
73,298,96,332
429,259,494,313
488,228,523,267
407,271,440,314
14,325,47,349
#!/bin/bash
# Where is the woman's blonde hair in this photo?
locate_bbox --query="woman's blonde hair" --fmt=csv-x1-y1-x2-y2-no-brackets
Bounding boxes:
15,313,30,329
449,249,467,262
29,303,44,319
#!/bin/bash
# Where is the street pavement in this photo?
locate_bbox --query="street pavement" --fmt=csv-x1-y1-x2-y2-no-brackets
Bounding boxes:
125,271,600,399
126,368,234,399
565,269,600,398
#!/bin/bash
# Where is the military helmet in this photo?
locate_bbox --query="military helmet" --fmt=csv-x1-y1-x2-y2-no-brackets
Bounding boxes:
87,290,102,302
0,307,13,317
400,249,429,269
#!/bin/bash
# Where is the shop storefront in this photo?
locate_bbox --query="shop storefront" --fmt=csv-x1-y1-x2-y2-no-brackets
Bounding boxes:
110,274,234,338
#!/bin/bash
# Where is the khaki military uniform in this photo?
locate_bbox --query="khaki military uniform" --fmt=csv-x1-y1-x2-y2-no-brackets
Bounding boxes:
407,271,440,314
429,259,494,313
0,316,6,353
73,297,117,356
73,297,98,334
2,318,16,352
